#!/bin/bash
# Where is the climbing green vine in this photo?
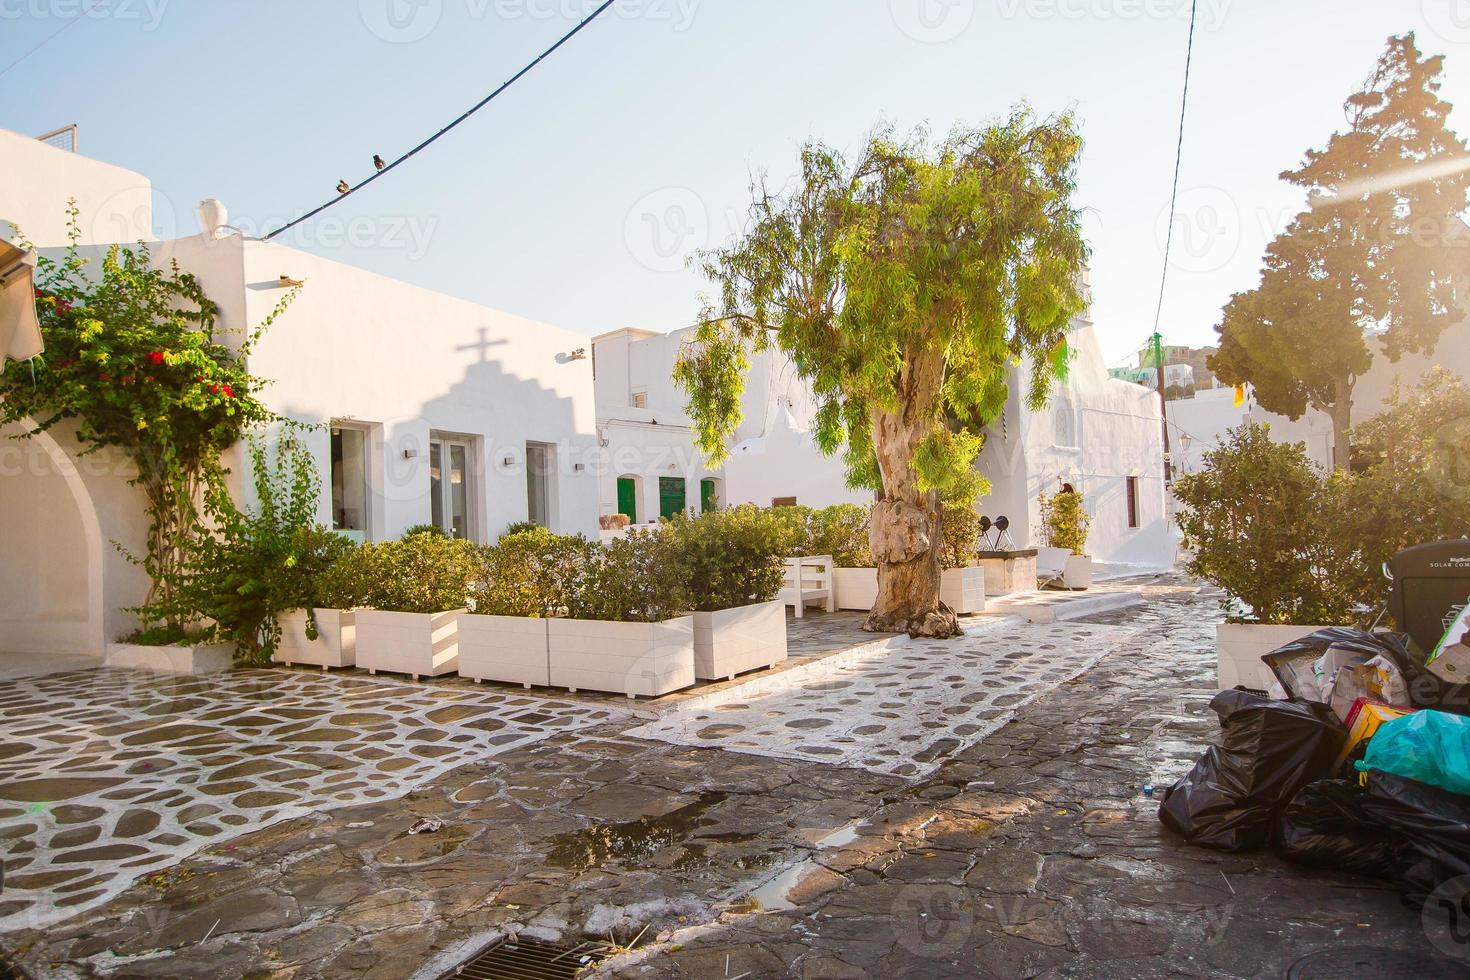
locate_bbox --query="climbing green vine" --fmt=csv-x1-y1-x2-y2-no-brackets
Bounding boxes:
0,205,298,638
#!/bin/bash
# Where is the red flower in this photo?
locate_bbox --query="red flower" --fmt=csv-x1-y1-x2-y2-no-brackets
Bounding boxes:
98,372,111,381
55,299,72,314
208,384,220,394
222,383,235,398
146,375,156,383
146,352,166,365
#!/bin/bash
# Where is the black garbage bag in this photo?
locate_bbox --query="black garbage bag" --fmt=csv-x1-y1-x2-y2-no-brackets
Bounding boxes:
1159,689,1347,851
1275,779,1403,875
1362,769,1470,910
1263,627,1470,716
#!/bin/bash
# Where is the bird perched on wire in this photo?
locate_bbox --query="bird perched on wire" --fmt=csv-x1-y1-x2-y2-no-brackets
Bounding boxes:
373,154,386,171
336,179,350,195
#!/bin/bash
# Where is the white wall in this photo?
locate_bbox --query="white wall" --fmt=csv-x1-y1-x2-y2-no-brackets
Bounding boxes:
978,318,1175,568
0,128,153,248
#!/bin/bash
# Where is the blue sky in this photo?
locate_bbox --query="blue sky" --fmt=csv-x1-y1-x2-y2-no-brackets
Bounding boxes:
3,1,1467,363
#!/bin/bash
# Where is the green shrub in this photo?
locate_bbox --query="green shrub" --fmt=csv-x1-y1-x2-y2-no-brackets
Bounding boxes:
808,504,873,566
1039,489,1090,556
501,520,542,538
343,533,477,614
1173,423,1356,625
471,527,594,617
939,503,981,569
402,523,448,539
567,530,690,623
141,432,352,663
667,505,788,612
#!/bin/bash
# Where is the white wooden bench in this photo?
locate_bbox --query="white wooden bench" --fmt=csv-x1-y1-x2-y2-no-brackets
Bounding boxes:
779,554,836,618
1035,546,1070,590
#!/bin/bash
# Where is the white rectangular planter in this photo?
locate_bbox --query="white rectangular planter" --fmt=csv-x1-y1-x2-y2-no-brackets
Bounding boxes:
833,567,879,611
458,614,550,688
548,616,696,698
355,609,463,680
1063,555,1094,590
692,599,788,681
940,566,987,615
106,642,233,675
1216,622,1330,692
835,567,985,615
274,609,356,669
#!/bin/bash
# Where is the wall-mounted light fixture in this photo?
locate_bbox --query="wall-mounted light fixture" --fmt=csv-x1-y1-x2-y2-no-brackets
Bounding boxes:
402,448,418,460
573,462,586,472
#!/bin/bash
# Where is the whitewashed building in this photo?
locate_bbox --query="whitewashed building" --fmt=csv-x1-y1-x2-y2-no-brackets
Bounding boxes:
593,293,1175,569
0,128,600,658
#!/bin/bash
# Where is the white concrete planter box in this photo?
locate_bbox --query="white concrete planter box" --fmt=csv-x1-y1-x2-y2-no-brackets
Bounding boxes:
548,616,696,698
834,567,879,611
106,641,233,675
274,609,356,669
355,609,463,680
458,614,550,688
835,566,985,615
1062,555,1094,590
940,566,987,615
692,599,788,681
1216,622,1330,692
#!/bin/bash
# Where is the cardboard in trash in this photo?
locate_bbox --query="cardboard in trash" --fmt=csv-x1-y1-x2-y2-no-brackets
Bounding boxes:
1333,697,1414,774
1426,602,1470,682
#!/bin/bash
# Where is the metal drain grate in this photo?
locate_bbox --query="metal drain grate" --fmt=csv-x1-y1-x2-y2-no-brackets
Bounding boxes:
440,937,609,979
1286,945,1464,979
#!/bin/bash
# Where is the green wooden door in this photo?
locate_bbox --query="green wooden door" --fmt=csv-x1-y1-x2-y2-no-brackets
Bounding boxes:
700,479,717,513
659,477,686,520
616,477,638,522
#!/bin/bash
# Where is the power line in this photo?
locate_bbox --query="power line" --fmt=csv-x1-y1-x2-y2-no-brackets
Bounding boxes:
264,0,619,241
1150,0,1199,334
0,1,103,81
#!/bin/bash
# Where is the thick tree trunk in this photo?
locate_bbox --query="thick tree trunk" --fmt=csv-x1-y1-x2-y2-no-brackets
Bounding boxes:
862,351,961,638
1330,375,1354,472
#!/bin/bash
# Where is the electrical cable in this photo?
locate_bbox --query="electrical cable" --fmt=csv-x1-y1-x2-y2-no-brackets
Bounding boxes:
263,0,618,240
1150,0,1199,334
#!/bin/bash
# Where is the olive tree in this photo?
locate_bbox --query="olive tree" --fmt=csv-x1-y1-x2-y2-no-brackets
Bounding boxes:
674,113,1089,637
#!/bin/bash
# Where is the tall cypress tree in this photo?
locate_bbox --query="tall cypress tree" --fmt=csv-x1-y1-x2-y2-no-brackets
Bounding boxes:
1210,33,1470,470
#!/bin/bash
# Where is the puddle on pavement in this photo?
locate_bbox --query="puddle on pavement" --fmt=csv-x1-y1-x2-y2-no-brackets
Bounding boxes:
546,792,778,872
748,860,811,911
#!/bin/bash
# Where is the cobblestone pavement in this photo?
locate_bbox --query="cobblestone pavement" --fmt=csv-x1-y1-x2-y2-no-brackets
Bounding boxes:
3,579,1461,977
626,619,1135,779
0,671,622,934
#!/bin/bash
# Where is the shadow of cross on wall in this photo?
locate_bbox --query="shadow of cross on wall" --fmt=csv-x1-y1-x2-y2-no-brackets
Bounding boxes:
455,327,509,362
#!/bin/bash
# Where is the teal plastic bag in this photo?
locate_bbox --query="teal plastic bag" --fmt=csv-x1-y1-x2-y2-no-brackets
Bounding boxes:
1356,710,1470,796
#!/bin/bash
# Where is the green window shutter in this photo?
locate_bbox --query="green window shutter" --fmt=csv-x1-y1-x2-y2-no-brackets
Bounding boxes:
659,477,686,520
616,477,638,523
700,479,717,513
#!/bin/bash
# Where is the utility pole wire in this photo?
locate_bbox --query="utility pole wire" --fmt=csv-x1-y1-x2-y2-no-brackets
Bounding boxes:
1151,0,1198,486
264,0,619,241
1151,0,1199,335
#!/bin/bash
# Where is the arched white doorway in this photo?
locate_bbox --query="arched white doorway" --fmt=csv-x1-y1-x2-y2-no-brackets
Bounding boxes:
0,421,106,658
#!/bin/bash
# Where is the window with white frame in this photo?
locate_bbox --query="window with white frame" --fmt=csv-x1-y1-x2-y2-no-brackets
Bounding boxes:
331,426,369,542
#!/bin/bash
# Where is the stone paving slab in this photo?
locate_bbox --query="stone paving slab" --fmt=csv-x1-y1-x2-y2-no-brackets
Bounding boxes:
0,668,624,934
624,618,1136,779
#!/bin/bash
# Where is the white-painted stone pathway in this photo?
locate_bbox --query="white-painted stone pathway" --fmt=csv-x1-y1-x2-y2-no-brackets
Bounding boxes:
626,618,1137,779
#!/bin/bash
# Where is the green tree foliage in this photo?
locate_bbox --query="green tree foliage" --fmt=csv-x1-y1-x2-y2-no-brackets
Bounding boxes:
666,505,789,612
1210,34,1470,470
0,208,295,627
674,114,1089,636
1176,377,1470,626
